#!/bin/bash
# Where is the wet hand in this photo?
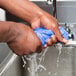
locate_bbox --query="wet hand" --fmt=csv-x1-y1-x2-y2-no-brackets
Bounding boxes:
7,23,42,55
31,12,67,47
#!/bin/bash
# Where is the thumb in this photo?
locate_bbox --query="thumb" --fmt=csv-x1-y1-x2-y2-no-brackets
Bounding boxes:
31,19,40,29
41,19,67,43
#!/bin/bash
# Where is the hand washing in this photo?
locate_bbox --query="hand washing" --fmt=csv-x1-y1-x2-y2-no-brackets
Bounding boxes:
34,26,69,47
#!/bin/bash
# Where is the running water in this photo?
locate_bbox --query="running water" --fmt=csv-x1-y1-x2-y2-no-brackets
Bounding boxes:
54,43,63,76
22,44,64,76
22,43,74,76
55,43,62,67
22,47,49,76
22,44,74,76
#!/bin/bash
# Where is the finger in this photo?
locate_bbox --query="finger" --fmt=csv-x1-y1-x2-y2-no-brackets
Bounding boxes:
53,26,68,43
46,39,52,46
51,35,57,43
31,19,40,29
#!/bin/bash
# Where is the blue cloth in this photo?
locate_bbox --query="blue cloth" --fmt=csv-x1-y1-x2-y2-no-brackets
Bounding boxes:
34,26,69,47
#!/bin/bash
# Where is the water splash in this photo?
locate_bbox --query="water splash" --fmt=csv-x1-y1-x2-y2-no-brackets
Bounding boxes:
54,43,63,76
22,47,49,76
22,43,74,76
55,43,62,67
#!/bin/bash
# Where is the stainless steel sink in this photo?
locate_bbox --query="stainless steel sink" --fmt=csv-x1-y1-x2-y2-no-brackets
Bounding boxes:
0,44,24,76
0,1,76,76
0,43,10,64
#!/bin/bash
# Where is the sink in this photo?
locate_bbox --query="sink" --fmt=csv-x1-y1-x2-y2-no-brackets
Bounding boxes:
0,52,24,76
0,43,10,64
0,44,24,76
0,1,76,76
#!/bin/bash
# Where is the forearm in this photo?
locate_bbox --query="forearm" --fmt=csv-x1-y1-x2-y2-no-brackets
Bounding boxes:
0,0,44,23
0,21,17,42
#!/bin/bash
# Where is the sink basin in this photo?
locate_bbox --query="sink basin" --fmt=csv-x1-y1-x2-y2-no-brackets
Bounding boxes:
0,43,10,64
0,52,24,76
0,1,76,76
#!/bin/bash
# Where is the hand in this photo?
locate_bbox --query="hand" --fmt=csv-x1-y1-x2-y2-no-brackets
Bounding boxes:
31,12,67,47
7,23,41,55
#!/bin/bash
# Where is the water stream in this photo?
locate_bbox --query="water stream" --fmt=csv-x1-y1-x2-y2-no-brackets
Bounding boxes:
22,45,63,76
22,44,74,76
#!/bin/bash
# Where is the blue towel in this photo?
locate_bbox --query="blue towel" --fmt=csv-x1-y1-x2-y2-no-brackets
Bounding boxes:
34,26,69,47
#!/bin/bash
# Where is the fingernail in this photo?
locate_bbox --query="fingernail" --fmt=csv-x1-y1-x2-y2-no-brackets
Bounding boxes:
63,38,68,43
44,44,47,47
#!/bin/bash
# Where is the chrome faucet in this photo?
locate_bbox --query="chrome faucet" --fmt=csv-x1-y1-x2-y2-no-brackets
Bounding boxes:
65,22,74,40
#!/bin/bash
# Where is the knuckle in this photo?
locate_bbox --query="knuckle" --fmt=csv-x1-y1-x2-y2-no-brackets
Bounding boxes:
52,24,57,30
47,40,52,45
57,37,63,42
52,24,56,28
51,35,57,42
52,38,57,43
54,39,57,43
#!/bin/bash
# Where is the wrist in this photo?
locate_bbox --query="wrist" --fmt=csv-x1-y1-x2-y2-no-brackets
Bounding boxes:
22,1,45,24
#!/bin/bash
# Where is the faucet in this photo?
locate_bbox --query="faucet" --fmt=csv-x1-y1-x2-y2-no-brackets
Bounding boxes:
65,22,74,40
53,0,57,18
61,23,76,47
